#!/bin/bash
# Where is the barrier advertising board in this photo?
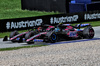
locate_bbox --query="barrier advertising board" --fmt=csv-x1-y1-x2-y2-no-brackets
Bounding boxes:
0,10,100,32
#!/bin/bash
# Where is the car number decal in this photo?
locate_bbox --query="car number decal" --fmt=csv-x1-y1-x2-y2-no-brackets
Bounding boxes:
69,32,77,37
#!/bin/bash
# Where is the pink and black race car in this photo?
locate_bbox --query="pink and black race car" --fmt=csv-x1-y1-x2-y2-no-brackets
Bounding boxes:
26,23,95,44
25,25,55,44
3,24,54,43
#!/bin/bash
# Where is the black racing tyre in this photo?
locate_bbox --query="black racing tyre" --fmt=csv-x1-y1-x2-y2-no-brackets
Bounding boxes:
9,31,19,38
9,31,19,42
44,32,58,43
83,26,95,39
50,33,58,43
25,31,34,40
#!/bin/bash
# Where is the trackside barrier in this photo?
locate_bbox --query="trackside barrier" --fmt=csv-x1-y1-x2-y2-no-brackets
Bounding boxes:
0,10,100,32
21,0,71,13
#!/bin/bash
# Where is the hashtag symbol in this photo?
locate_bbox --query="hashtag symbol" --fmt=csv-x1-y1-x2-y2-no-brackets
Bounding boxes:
6,22,10,29
50,17,54,24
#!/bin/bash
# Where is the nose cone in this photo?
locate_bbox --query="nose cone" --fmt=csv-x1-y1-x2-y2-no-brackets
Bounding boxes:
26,39,30,42
10,38,13,40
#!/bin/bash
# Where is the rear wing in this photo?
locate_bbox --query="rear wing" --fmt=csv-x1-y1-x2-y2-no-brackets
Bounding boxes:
75,23,91,29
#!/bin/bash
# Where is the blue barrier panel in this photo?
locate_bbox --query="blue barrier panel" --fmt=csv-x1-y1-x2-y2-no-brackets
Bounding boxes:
69,3,85,13
70,0,92,13
71,0,76,3
75,0,91,4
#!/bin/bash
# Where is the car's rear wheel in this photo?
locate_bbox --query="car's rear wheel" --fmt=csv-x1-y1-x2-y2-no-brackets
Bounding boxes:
83,26,95,39
9,31,19,38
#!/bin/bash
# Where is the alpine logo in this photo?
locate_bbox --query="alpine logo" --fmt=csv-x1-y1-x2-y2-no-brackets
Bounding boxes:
6,19,43,29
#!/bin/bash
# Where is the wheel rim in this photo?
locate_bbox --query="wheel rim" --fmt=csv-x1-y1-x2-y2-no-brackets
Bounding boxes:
89,29,94,37
51,34,57,41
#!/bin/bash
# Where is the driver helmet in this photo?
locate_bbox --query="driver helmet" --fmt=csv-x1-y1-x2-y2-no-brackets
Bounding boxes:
37,27,42,32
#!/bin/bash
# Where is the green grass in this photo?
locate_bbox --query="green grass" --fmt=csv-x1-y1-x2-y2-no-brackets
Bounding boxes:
0,44,47,51
0,0,59,19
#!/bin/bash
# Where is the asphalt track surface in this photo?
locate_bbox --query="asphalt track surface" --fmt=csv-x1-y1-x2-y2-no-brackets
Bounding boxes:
0,26,100,48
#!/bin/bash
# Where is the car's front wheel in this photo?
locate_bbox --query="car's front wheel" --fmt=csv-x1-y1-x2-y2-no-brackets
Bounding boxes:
9,31,19,42
25,31,35,44
44,32,58,43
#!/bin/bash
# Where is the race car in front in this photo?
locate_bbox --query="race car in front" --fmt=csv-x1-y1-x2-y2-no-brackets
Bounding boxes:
26,23,95,44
